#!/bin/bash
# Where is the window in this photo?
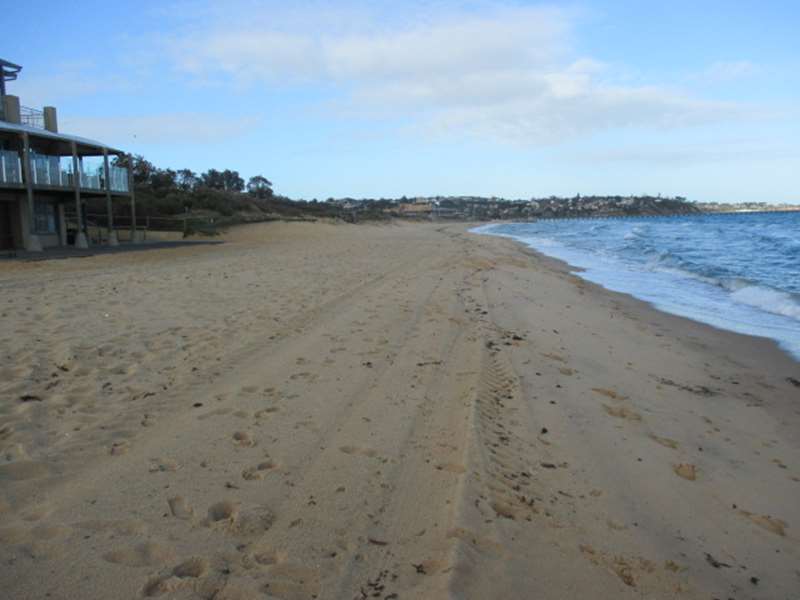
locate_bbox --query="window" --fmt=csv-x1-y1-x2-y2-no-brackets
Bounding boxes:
33,199,56,234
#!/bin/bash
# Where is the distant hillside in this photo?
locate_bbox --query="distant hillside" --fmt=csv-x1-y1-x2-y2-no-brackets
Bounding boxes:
81,155,703,229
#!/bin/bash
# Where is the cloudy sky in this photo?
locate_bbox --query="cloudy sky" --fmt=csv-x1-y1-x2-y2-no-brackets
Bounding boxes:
6,1,799,202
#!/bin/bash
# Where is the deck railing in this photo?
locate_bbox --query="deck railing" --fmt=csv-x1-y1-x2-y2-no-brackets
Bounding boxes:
30,152,72,187
0,150,130,192
20,106,44,129
80,169,102,190
108,165,129,192
0,150,22,184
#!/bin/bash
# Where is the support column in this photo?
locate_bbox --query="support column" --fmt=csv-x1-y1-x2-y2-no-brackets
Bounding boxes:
128,157,139,243
102,149,118,246
20,133,42,252
57,203,67,246
71,141,88,249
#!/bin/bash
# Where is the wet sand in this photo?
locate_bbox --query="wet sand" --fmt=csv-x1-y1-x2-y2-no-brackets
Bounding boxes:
0,221,798,599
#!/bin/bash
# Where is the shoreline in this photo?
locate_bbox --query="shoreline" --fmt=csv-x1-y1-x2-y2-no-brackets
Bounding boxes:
472,220,800,365
469,225,800,433
490,228,800,366
1,220,798,599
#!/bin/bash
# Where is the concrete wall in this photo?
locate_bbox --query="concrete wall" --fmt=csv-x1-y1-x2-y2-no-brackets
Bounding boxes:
39,233,60,248
142,229,184,242
115,228,184,242
2,95,21,124
43,107,58,133
1,194,71,250
18,196,32,249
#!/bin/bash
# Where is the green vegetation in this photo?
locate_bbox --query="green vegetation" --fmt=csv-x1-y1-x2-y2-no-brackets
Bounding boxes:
82,155,342,222
80,155,702,228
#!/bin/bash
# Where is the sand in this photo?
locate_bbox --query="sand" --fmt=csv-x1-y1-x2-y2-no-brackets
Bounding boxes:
0,221,798,599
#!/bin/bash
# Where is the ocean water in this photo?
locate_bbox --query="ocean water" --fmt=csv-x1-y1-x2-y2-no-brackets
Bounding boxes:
473,212,800,360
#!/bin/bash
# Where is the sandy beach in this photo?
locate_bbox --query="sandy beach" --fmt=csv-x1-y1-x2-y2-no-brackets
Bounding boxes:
0,221,798,599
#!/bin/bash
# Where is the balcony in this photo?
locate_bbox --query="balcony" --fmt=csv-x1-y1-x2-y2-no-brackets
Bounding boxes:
108,165,129,192
0,149,21,184
30,152,72,187
0,150,130,193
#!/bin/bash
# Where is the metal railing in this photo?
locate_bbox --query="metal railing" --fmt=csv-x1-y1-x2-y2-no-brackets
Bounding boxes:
20,106,44,129
0,149,22,184
84,212,220,237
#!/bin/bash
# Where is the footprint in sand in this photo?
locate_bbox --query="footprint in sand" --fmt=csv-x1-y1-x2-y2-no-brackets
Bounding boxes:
435,463,466,474
232,431,256,447
207,500,238,524
103,541,175,567
110,440,130,455
738,509,787,536
649,434,679,449
254,407,279,419
21,504,53,522
206,500,275,537
173,556,209,578
242,460,279,481
592,388,626,400
247,547,286,567
672,463,697,481
142,557,210,597
339,446,378,458
602,404,642,422
197,407,232,421
490,499,525,520
168,496,195,520
149,458,180,473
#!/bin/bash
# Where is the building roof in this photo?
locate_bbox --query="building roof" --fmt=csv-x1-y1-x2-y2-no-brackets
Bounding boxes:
0,59,22,80
0,120,124,154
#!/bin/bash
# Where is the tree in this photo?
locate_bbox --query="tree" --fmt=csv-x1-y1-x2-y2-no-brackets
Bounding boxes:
149,168,177,195
221,169,245,192
201,168,226,190
247,175,273,199
176,169,199,192
112,154,155,186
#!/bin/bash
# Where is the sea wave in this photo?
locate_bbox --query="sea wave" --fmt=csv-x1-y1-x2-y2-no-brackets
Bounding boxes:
729,286,800,320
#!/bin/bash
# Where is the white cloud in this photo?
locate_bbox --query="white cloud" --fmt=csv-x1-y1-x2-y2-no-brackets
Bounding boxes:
11,67,134,108
421,88,745,144
158,4,756,145
60,113,260,146
573,138,798,166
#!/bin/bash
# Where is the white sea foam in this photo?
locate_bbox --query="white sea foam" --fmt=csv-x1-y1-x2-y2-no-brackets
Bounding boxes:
730,286,800,320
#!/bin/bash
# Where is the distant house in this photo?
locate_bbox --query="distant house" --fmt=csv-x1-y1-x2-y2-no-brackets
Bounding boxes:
0,58,136,252
397,202,433,215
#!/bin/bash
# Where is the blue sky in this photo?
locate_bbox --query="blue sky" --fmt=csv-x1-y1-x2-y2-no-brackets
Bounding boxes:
5,1,799,202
